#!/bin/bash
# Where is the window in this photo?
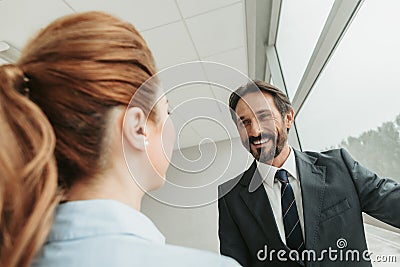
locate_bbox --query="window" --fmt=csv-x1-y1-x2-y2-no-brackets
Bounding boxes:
276,0,334,99
296,0,400,182
295,0,400,257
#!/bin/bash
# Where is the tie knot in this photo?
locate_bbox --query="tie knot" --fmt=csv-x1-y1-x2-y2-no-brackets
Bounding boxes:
275,169,289,184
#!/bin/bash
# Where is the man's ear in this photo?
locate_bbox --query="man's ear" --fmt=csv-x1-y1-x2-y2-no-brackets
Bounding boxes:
123,107,148,151
285,108,295,129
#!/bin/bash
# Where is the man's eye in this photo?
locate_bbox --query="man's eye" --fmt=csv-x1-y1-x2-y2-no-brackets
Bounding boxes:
259,113,272,121
242,120,251,126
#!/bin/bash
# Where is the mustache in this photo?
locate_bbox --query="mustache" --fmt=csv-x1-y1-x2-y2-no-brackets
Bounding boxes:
248,133,276,144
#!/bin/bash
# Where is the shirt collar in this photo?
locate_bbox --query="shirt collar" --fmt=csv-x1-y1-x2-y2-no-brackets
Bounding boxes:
47,199,165,245
257,147,297,188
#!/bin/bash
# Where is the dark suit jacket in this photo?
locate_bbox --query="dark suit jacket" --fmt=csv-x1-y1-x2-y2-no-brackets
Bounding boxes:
218,148,400,267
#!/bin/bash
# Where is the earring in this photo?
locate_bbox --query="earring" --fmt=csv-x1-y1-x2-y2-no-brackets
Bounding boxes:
143,127,149,146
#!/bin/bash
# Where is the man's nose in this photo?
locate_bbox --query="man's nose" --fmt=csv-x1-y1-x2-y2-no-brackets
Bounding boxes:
249,120,262,136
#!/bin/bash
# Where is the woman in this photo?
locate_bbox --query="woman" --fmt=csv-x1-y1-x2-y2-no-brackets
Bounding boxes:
0,12,240,267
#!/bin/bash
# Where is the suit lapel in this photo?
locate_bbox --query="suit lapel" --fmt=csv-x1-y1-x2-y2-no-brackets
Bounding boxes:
239,161,287,249
294,150,326,251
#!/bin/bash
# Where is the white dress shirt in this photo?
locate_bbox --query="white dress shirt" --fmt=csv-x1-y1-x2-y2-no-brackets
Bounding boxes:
257,147,305,245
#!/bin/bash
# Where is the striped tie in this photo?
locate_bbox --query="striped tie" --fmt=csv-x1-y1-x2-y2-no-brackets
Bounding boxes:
275,169,305,253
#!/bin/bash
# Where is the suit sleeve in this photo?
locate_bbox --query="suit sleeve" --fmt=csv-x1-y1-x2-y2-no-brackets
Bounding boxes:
341,148,400,228
218,186,249,267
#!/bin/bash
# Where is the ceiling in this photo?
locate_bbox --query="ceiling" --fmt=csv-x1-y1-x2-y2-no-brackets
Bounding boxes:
0,0,248,148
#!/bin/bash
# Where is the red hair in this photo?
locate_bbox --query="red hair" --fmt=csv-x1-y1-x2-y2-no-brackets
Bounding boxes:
0,11,158,266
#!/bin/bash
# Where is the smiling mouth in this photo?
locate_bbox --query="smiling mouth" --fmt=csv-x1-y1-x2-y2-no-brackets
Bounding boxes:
251,138,271,146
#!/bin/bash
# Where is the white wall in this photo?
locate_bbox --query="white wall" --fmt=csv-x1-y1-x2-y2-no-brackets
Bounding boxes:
141,137,252,252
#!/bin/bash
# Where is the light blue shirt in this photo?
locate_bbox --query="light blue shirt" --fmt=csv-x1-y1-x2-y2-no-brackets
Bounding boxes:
32,199,240,267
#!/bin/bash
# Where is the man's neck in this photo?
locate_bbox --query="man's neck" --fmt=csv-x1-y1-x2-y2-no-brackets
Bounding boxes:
270,144,291,168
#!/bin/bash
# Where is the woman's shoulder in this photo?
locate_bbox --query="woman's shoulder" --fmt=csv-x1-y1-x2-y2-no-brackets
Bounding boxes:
32,234,241,267
151,242,241,266
32,200,241,266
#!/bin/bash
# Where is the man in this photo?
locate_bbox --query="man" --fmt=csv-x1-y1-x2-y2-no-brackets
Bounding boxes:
218,80,400,267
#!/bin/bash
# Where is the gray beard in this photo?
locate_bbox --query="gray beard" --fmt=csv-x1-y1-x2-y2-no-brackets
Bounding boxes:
252,130,286,164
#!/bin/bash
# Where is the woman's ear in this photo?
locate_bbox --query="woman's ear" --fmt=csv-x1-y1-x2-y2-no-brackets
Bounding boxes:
123,107,148,151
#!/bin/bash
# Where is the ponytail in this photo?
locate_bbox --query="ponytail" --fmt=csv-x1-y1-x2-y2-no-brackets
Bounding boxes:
0,10,158,266
0,64,59,267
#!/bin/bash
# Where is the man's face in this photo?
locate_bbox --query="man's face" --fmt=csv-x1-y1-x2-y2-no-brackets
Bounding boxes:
234,91,290,164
